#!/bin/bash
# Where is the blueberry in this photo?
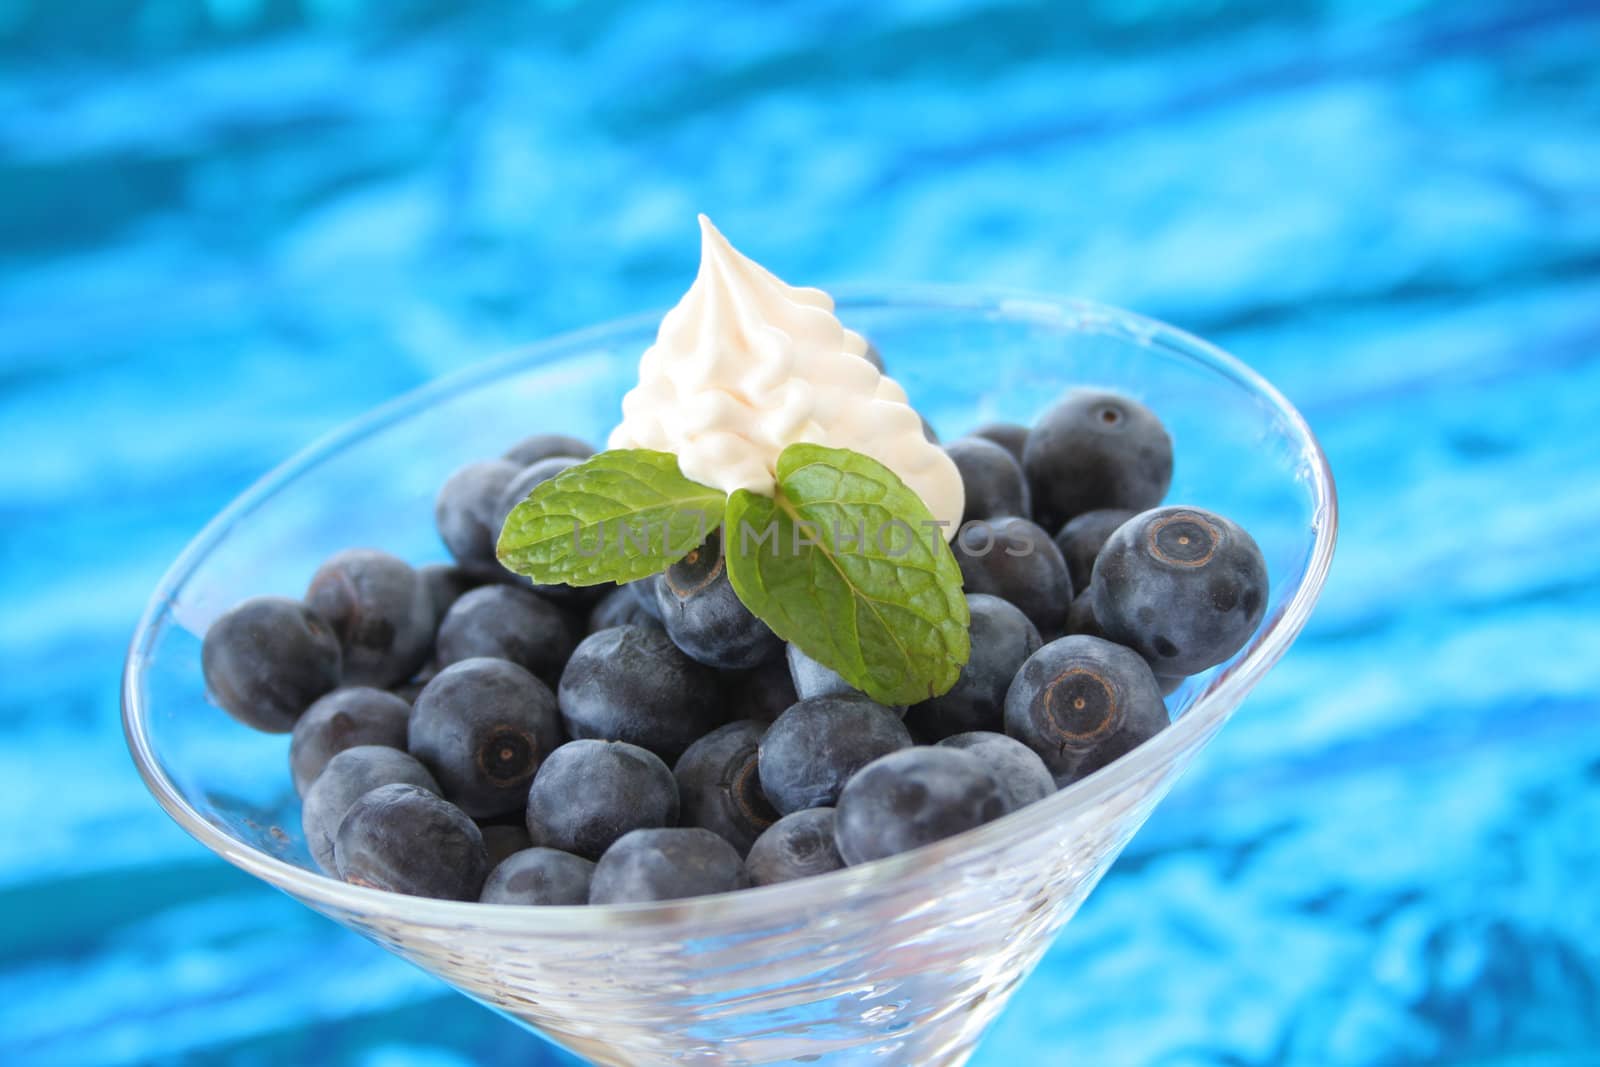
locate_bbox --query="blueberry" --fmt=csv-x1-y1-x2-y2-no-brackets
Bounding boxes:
389,680,425,705
420,563,480,628
920,413,940,444
289,687,411,795
301,745,440,872
946,438,1031,524
938,731,1056,810
1003,635,1169,787
502,433,596,468
495,456,585,538
720,655,798,724
201,596,342,732
625,577,664,621
861,342,885,372
834,747,1010,865
435,459,522,575
409,657,564,818
435,584,574,687
757,695,912,815
969,422,1029,464
905,594,1041,741
784,645,906,716
558,625,724,761
525,739,679,860
674,721,777,854
653,531,781,669
589,827,749,904
745,808,844,886
478,821,534,868
305,548,434,688
1087,506,1268,676
1053,508,1136,595
554,598,593,648
1023,389,1173,530
786,643,860,702
954,516,1073,636
1064,596,1105,639
587,584,662,634
333,782,488,900
480,847,595,905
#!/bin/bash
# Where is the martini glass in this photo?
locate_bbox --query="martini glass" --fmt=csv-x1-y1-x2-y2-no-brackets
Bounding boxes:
124,288,1336,1067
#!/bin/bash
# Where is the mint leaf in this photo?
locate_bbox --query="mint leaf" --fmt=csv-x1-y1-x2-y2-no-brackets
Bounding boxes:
723,444,970,705
497,449,727,587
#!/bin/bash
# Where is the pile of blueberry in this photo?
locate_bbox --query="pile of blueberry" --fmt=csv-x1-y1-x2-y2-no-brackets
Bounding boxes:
201,388,1267,905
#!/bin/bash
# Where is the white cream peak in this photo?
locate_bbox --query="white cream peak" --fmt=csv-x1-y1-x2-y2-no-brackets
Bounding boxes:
607,215,964,534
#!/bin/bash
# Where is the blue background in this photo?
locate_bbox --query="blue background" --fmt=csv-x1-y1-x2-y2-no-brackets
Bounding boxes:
4,1,1599,1064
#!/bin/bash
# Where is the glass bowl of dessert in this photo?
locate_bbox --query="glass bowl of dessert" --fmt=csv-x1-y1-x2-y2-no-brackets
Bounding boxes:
124,220,1336,1067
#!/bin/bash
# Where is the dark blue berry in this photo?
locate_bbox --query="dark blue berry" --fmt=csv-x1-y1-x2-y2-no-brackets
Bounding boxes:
435,459,522,575
301,745,440,872
525,739,679,860
783,645,906,716
409,657,564,819
420,563,480,628
389,680,425,705
720,655,798,724
674,721,777,854
333,782,488,900
757,695,912,815
785,643,861,702
480,847,595,905
746,808,843,886
653,531,781,669
954,516,1073,636
1087,506,1268,676
938,731,1056,810
435,584,574,687
479,821,534,868
1053,508,1136,596
970,422,1029,463
1065,596,1104,639
1003,635,1169,787
946,437,1031,524
305,548,434,688
202,596,341,732
289,686,411,795
554,598,593,647
589,827,749,904
502,433,596,467
587,584,662,634
861,343,885,372
834,747,1010,865
905,594,1041,741
625,577,663,620
558,625,724,761
1023,389,1173,530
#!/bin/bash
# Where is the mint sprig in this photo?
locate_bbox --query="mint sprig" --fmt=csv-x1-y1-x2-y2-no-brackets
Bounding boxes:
497,449,726,586
724,445,969,704
497,444,970,703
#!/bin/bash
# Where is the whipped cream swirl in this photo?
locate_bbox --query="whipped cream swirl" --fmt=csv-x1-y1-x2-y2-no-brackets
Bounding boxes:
607,215,963,533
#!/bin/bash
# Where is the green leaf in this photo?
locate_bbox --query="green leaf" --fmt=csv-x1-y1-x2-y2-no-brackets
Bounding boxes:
497,449,727,586
723,444,970,705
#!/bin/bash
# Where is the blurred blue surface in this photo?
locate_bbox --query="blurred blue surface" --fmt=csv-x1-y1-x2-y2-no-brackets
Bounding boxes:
3,1,1599,1064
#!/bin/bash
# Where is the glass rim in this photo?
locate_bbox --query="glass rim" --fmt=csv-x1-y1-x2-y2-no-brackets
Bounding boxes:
122,284,1338,933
